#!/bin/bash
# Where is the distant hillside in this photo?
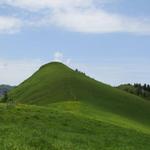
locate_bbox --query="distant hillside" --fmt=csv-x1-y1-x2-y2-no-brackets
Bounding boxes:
0,85,14,97
117,84,150,101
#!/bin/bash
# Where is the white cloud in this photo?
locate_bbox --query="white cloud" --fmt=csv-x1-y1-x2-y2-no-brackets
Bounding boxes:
0,0,92,11
53,51,64,62
50,9,150,34
0,16,22,34
0,59,43,85
0,0,150,35
53,51,71,65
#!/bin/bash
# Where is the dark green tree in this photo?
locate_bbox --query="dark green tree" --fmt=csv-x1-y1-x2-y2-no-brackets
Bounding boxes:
147,85,150,92
2,91,8,103
143,84,147,91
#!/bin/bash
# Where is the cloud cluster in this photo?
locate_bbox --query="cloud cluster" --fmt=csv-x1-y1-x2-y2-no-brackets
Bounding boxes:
0,0,150,35
0,16,22,34
51,9,150,34
53,51,71,65
0,0,92,11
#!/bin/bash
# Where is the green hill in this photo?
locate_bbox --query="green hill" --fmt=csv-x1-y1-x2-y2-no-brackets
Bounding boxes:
1,61,149,149
10,62,150,126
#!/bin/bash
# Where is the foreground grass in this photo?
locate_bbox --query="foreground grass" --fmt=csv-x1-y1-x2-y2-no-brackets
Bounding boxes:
0,102,150,150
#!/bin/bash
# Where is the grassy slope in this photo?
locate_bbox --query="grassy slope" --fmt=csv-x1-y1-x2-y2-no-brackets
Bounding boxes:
0,102,150,150
10,62,150,128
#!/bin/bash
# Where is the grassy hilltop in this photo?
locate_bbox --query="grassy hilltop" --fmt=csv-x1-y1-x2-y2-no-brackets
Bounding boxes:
0,62,150,149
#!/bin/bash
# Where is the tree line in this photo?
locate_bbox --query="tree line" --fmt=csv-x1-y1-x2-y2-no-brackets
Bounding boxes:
1,91,15,108
133,83,150,97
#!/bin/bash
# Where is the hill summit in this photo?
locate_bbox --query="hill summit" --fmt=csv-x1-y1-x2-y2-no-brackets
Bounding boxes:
11,61,90,104
9,61,128,105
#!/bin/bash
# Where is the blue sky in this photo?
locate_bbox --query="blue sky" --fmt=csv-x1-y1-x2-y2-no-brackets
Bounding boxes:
0,0,150,85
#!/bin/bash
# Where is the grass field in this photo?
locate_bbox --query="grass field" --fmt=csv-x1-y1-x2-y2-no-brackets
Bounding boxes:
0,101,150,150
